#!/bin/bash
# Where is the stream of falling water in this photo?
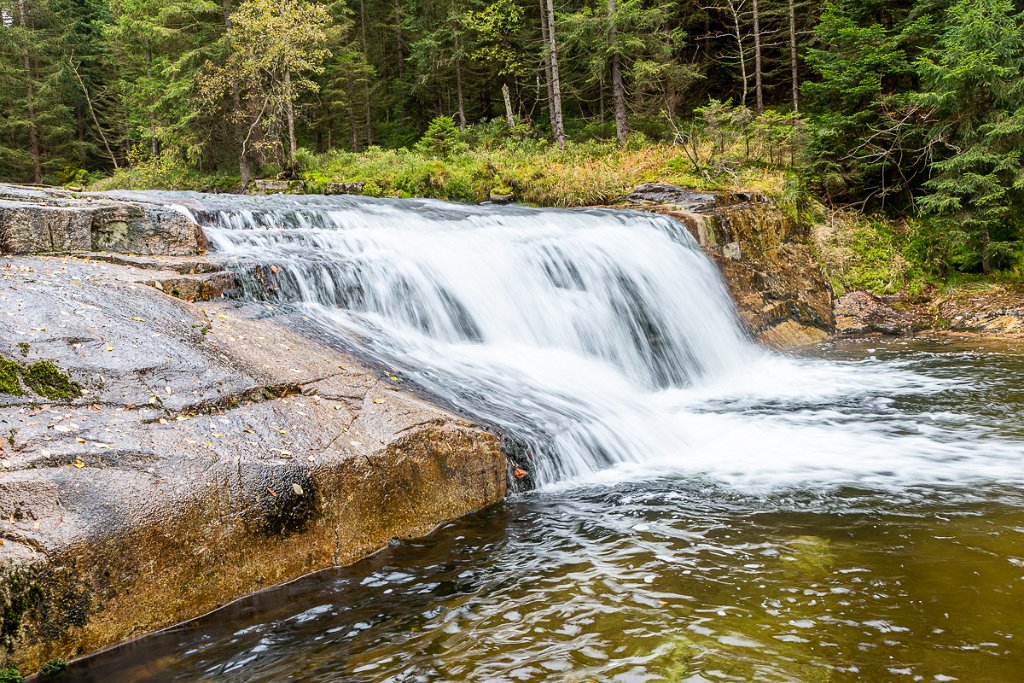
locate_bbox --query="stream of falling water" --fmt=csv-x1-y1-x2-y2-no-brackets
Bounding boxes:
65,192,1024,682
113,191,1023,491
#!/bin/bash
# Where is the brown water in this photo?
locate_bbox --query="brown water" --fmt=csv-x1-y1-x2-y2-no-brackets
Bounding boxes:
63,339,1024,682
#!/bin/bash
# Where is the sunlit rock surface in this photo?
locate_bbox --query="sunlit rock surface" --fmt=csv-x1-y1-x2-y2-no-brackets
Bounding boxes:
0,184,205,256
0,254,505,672
620,185,835,348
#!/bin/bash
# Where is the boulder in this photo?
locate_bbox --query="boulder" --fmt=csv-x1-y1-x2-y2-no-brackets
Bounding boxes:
834,290,914,336
321,181,366,195
0,200,93,253
251,179,305,194
0,184,206,257
0,255,506,674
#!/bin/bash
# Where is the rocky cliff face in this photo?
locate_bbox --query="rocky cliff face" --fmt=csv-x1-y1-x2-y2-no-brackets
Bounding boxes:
0,187,506,674
621,184,835,348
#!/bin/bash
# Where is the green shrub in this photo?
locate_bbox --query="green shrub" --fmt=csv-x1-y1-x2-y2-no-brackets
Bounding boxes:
415,116,468,159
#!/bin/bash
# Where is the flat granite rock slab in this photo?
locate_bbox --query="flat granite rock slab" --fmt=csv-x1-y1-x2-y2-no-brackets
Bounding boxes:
0,255,505,675
0,184,206,257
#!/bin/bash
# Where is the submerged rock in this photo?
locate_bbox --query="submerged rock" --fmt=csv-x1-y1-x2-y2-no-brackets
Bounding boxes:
0,255,505,674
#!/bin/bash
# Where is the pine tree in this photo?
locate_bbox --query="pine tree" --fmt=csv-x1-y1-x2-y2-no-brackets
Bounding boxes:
915,0,1024,274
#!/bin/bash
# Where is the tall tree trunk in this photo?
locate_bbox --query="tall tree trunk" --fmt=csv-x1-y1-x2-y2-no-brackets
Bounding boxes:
70,58,118,169
223,0,250,185
501,83,515,127
752,0,764,114
455,56,467,130
284,68,297,168
544,0,565,149
982,227,992,275
359,0,373,145
788,0,799,113
538,0,556,133
347,73,360,150
18,0,40,183
608,0,628,146
729,2,749,107
144,44,160,159
394,0,405,78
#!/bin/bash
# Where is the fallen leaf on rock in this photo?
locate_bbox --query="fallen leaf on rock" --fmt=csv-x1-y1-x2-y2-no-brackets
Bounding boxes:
513,466,528,479
267,487,277,497
292,483,303,495
74,459,85,468
373,398,385,404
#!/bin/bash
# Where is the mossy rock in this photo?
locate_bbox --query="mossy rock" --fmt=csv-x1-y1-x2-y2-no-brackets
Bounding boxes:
22,362,80,400
0,358,22,396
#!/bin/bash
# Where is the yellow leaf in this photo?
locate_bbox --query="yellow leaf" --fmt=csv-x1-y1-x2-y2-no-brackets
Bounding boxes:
373,397,384,404
74,459,85,468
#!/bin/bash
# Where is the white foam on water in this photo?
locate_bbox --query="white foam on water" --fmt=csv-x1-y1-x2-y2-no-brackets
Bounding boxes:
133,191,1024,492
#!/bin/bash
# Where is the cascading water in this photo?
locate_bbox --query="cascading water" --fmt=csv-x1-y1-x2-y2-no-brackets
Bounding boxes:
121,191,1024,491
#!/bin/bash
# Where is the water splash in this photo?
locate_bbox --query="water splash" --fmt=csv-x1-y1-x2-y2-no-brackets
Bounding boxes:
124,192,1024,490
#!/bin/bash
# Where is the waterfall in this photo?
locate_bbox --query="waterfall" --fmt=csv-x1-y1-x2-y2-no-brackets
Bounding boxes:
145,193,752,484
111,191,1024,492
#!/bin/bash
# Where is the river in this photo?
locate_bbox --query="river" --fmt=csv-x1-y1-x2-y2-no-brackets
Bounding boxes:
66,194,1024,682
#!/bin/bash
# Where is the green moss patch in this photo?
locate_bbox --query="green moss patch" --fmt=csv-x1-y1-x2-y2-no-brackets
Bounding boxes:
0,358,22,396
22,362,80,400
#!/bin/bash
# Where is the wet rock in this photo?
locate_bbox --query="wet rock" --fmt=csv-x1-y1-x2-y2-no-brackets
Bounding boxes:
0,184,205,257
835,291,914,336
0,255,505,674
488,190,515,204
620,186,835,348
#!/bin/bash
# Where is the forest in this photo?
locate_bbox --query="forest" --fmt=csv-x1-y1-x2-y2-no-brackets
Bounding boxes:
2,0,1024,279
